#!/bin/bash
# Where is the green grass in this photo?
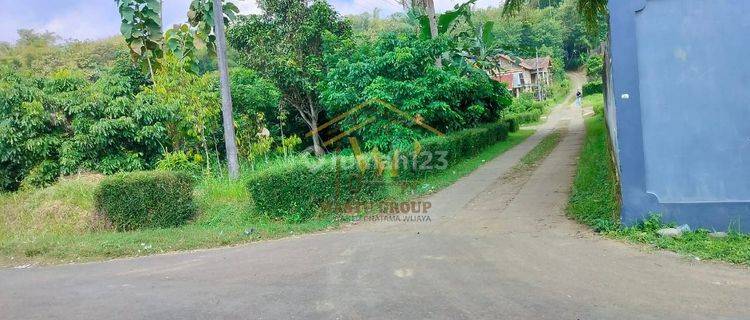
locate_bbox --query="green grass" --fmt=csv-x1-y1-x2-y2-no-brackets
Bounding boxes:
567,116,619,230
0,130,535,266
582,93,604,114
519,130,562,167
0,176,339,266
569,114,750,266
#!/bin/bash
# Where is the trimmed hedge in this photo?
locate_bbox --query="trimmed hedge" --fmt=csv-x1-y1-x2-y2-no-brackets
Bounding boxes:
246,155,388,221
245,120,517,221
394,120,513,181
582,80,603,96
95,171,196,231
505,109,542,125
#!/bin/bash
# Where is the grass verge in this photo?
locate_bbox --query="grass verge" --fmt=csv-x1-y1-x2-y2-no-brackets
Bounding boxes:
568,114,750,266
403,129,534,197
0,130,534,266
505,130,563,178
582,93,604,114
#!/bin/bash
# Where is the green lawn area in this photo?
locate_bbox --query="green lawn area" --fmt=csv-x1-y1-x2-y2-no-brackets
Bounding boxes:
582,93,604,114
0,130,534,266
568,114,750,266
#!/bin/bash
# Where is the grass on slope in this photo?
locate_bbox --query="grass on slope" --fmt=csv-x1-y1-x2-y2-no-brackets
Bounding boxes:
0,130,534,266
582,93,604,114
568,115,750,266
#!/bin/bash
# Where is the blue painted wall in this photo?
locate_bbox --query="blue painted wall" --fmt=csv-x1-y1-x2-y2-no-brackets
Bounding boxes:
606,0,750,232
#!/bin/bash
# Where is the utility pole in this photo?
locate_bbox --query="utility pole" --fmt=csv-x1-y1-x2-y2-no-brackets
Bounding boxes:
535,48,542,100
212,0,240,179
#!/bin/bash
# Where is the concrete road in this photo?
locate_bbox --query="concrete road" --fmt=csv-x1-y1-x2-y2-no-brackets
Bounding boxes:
2,77,750,319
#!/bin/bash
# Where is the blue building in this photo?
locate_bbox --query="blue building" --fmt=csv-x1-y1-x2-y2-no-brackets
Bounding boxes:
605,0,750,232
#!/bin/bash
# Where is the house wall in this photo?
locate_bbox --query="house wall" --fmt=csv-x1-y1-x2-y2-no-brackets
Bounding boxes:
606,0,750,231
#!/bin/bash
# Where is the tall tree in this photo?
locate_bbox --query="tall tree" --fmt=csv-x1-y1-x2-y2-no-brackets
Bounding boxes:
211,0,240,179
186,0,241,178
227,0,351,156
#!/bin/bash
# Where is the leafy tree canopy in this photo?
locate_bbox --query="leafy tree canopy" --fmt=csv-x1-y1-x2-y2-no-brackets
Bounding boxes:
227,0,351,155
321,32,512,151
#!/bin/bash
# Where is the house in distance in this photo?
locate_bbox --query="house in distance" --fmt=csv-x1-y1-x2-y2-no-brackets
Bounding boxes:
489,54,553,99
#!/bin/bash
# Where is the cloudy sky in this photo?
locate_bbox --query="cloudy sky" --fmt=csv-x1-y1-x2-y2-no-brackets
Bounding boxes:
0,0,502,43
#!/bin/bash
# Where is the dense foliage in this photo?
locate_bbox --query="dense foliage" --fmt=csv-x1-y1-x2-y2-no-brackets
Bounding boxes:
0,30,126,77
582,54,604,96
95,171,196,231
1,0,601,197
0,53,281,191
488,0,605,69
321,32,512,151
0,58,169,190
247,119,515,221
582,81,603,97
228,0,352,155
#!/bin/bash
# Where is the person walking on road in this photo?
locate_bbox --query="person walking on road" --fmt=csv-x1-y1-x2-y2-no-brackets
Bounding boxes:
575,90,582,107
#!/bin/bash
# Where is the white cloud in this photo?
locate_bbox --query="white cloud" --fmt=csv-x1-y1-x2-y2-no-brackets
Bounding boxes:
40,3,120,42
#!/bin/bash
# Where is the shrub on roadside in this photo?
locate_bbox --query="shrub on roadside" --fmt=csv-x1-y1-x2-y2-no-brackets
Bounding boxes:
503,92,548,125
504,109,542,126
394,121,513,181
246,155,388,222
156,151,204,179
95,171,196,231
582,80,603,96
583,93,605,115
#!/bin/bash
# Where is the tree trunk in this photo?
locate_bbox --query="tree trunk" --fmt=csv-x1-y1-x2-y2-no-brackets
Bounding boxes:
303,95,326,157
212,0,240,179
425,0,438,39
422,0,442,67
311,123,324,157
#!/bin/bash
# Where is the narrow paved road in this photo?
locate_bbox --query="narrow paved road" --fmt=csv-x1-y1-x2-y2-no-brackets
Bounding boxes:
2,75,749,319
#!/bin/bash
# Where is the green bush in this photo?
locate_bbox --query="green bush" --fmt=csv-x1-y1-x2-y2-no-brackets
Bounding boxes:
505,109,543,125
583,93,605,115
246,155,388,222
585,55,604,79
95,171,196,231
320,32,513,151
582,80,603,96
505,118,520,132
156,151,203,179
394,121,512,181
20,160,61,189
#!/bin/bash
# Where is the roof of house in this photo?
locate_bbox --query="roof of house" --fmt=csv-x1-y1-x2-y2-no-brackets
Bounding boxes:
493,54,552,74
520,57,552,71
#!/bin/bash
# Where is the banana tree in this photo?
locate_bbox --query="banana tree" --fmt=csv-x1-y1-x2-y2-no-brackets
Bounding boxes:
416,0,499,72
